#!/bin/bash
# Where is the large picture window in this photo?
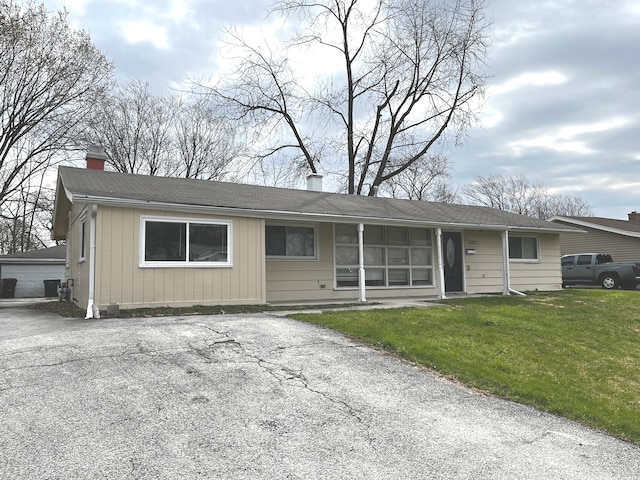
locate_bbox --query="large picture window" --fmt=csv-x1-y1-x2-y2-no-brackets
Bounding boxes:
266,224,316,259
335,224,433,288
509,236,538,260
140,217,231,267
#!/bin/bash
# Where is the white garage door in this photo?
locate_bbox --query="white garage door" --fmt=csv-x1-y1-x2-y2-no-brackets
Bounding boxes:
2,265,65,298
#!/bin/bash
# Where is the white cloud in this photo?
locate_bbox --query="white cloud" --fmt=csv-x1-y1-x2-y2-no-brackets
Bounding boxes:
479,109,503,129
215,14,343,89
492,21,537,49
59,0,92,15
478,72,568,128
489,71,567,95
121,21,169,49
623,1,640,15
507,118,628,155
165,0,188,20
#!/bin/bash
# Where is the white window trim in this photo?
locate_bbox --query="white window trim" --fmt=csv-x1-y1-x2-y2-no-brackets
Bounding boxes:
79,216,87,263
265,222,319,261
508,234,540,263
139,216,233,268
333,224,435,289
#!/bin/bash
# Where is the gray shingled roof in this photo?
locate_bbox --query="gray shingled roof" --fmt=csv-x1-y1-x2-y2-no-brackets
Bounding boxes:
58,167,578,232
0,245,66,262
558,216,640,235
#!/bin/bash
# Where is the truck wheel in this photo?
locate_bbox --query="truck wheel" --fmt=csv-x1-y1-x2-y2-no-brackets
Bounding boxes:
600,274,619,290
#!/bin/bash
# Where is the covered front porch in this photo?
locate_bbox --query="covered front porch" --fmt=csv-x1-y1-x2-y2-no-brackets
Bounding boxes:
265,221,522,304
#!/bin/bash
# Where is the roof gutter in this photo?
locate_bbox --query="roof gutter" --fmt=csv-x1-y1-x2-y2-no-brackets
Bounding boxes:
0,259,65,265
549,216,638,238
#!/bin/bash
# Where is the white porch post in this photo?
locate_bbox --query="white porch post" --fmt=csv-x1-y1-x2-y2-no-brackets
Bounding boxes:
358,223,366,302
501,230,511,296
436,228,446,299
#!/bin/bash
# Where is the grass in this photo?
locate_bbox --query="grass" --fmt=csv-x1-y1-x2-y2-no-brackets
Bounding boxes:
290,289,640,444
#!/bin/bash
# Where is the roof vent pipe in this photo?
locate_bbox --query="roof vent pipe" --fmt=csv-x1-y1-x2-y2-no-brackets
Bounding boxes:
306,173,323,192
86,145,107,170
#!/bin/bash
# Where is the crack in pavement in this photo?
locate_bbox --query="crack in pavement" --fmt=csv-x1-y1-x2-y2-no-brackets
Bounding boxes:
0,347,191,373
2,323,372,444
251,351,369,428
250,350,378,449
181,326,372,433
1,325,240,375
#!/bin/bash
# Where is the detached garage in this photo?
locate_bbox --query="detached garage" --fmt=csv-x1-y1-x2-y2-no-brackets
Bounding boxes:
0,245,66,298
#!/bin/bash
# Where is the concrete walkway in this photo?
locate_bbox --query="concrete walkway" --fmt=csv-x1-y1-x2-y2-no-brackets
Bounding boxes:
0,304,638,479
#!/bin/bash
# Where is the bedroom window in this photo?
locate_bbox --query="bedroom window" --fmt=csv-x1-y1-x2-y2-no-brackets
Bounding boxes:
334,224,433,288
509,236,538,260
140,217,231,267
266,224,316,259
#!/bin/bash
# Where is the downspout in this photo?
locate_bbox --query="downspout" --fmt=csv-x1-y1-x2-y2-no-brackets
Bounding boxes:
85,204,100,319
501,229,525,296
357,223,366,302
436,228,446,299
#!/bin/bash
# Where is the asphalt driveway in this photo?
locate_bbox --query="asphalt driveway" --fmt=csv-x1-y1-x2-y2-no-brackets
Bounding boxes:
1,304,639,479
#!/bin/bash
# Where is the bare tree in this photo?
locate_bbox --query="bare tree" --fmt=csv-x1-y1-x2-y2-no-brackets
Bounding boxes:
85,81,237,180
382,153,459,202
174,98,237,180
0,1,113,214
205,0,490,194
538,193,593,219
85,81,175,176
0,178,55,254
462,174,593,219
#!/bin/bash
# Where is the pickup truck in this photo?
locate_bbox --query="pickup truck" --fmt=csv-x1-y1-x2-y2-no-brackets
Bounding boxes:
561,253,640,290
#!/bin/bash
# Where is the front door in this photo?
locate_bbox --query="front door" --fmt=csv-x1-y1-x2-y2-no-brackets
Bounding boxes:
442,231,463,293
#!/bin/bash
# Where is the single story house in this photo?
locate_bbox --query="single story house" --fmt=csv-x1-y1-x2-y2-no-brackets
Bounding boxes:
549,213,640,262
52,150,579,318
0,245,66,298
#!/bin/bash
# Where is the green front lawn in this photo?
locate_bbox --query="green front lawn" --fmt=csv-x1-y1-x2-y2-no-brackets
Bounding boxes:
291,289,640,444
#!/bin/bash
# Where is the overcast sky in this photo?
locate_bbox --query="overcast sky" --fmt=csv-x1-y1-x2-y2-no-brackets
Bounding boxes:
43,0,640,219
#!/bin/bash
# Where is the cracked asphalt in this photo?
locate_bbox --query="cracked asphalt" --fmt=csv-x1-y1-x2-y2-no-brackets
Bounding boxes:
1,304,639,479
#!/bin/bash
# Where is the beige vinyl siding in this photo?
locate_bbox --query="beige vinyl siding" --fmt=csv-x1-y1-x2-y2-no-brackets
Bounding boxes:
510,233,562,291
555,222,640,262
463,230,505,294
357,286,438,300
266,222,438,303
67,201,563,308
94,206,265,309
462,230,562,294
266,222,353,302
67,203,91,307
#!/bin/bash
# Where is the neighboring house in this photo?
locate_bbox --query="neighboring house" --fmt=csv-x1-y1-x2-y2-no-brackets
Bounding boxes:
52,149,580,317
0,245,66,298
549,213,640,262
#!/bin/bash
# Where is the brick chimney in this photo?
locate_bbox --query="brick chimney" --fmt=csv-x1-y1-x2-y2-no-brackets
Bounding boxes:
628,211,640,223
86,145,107,170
